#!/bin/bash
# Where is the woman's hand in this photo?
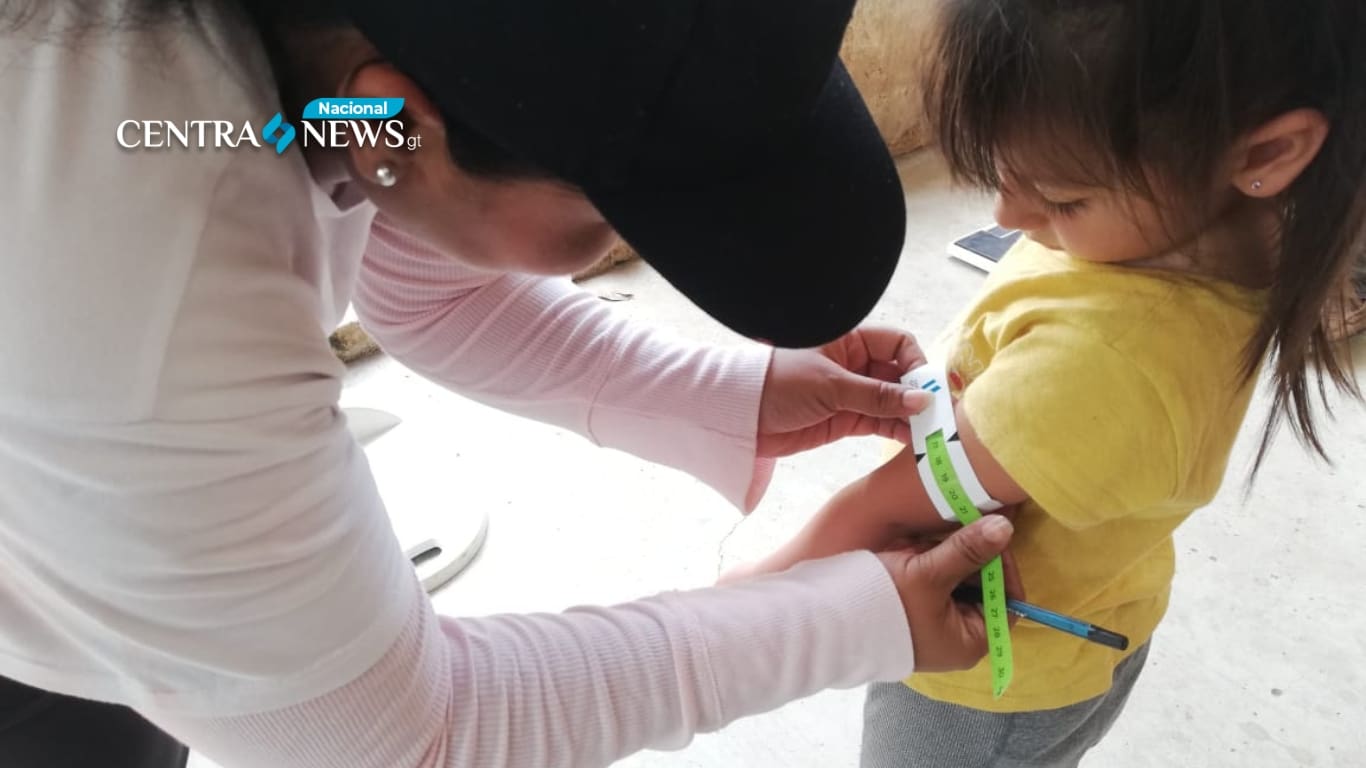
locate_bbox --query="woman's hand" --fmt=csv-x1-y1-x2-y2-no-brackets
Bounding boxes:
883,506,1021,552
757,327,929,458
881,516,1024,671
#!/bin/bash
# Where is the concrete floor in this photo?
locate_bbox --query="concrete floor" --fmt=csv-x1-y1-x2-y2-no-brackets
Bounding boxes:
193,151,1365,767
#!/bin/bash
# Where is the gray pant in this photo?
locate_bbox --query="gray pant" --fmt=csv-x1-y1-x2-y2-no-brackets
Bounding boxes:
861,643,1150,768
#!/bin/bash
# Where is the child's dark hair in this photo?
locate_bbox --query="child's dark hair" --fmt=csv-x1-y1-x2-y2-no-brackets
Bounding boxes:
926,0,1365,465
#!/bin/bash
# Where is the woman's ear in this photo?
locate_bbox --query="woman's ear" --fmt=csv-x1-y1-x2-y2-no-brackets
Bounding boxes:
337,60,450,190
1230,108,1330,198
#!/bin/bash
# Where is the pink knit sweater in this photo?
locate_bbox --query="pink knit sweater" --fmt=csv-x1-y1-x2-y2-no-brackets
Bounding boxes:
138,218,918,767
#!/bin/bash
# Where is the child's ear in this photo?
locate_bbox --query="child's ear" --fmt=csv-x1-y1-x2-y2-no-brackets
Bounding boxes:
1229,108,1330,198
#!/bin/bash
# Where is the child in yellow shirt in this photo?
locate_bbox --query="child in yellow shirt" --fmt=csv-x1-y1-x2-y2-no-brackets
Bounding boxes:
736,1,1365,765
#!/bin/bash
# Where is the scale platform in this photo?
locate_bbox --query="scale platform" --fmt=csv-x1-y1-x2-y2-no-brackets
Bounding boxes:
948,225,1021,273
345,407,489,594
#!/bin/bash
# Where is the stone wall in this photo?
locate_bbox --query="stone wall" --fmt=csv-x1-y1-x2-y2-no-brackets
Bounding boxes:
841,0,937,156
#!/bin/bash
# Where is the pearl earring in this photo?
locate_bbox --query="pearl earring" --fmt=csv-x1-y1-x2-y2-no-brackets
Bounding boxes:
1250,180,1264,192
375,164,398,188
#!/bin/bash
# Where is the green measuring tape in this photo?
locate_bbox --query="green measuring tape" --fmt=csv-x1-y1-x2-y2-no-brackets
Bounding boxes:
924,429,1014,698
904,361,1012,698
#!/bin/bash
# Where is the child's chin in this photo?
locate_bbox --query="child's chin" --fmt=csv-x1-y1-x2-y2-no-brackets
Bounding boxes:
1024,233,1063,251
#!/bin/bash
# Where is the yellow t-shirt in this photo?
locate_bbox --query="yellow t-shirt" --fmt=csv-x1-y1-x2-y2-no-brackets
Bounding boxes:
906,239,1266,712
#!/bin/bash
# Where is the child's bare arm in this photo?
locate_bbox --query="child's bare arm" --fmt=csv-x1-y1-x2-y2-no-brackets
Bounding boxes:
729,402,1027,580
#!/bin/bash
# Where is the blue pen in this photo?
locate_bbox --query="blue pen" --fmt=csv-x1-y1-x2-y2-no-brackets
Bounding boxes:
951,585,1130,651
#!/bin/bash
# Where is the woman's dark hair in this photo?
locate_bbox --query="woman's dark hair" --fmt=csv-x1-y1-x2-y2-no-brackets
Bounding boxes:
926,0,1365,466
2,0,548,180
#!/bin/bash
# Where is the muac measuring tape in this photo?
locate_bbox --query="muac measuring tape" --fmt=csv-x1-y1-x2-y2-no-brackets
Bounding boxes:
904,362,1013,698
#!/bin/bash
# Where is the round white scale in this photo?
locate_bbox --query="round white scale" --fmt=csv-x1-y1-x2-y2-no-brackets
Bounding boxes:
344,407,490,593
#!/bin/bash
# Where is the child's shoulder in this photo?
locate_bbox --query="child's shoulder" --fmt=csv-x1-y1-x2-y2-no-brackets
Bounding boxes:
985,239,1266,358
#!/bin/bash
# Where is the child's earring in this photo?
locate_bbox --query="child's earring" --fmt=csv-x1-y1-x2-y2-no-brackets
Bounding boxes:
375,164,398,188
1250,180,1264,193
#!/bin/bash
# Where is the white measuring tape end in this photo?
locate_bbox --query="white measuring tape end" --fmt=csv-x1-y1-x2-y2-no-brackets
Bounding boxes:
903,362,1003,522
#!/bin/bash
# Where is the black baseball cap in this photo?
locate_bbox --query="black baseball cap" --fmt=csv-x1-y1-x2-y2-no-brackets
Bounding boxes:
345,0,906,348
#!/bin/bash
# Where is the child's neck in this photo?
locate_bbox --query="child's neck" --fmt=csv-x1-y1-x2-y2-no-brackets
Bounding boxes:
1124,201,1277,289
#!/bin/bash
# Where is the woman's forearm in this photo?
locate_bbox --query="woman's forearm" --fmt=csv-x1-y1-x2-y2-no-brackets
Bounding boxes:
148,553,912,768
355,216,776,511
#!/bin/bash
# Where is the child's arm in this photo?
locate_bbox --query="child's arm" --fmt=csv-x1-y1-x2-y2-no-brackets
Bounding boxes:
730,401,1027,580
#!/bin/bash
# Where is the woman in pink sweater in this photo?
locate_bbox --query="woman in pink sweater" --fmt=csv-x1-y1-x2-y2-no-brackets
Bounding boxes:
0,1,1016,766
